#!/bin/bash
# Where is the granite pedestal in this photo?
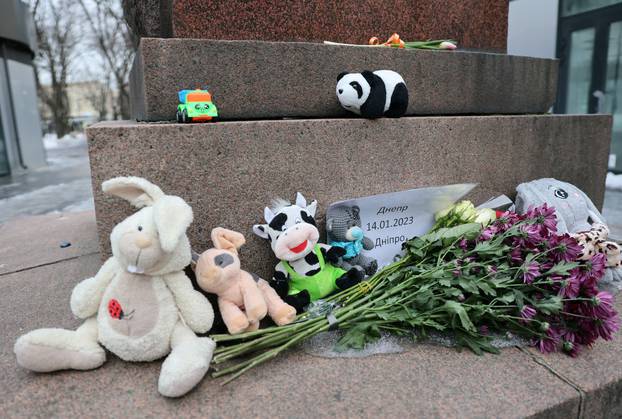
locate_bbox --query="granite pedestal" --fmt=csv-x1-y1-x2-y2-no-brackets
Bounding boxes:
122,0,508,52
130,39,558,122
86,114,611,279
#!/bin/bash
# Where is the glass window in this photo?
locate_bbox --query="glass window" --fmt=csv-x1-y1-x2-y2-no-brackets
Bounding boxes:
566,28,596,113
0,110,8,176
561,0,622,17
605,21,622,170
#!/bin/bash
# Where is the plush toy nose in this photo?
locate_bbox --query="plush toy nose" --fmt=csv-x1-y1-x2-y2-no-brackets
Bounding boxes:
135,234,152,249
338,89,343,94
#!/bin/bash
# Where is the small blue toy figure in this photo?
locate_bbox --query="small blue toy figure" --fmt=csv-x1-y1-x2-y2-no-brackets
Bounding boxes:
326,205,378,276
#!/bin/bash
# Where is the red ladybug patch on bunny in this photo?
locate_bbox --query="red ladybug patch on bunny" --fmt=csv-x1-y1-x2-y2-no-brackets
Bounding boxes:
107,299,134,320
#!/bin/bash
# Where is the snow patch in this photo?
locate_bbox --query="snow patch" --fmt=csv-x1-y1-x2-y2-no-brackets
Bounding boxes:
0,178,93,223
59,198,95,213
606,172,622,191
43,133,87,150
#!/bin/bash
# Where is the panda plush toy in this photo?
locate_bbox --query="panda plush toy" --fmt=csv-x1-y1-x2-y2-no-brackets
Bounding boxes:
336,70,408,118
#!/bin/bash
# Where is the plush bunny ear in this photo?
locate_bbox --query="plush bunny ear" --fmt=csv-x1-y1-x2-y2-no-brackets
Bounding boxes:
102,176,165,208
253,224,270,240
211,227,245,254
153,195,193,252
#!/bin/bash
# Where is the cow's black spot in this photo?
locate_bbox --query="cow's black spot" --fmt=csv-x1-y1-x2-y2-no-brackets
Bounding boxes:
305,268,320,276
269,213,288,231
305,252,319,265
274,270,288,282
301,211,316,226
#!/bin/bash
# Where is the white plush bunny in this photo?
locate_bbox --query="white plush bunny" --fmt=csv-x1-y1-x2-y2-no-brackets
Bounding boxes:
14,176,215,398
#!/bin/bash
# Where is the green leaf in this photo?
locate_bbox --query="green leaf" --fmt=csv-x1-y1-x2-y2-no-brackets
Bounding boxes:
498,293,516,303
545,262,579,276
454,332,500,356
444,287,464,297
535,296,563,315
423,223,482,244
438,278,452,287
477,282,497,296
473,241,497,254
458,277,479,294
442,301,476,332
335,323,382,351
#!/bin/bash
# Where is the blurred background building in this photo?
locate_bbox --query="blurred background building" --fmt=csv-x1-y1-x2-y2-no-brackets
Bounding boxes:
509,0,622,173
39,81,117,133
0,0,46,176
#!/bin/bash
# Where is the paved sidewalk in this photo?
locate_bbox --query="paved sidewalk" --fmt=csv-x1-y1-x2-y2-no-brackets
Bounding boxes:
0,141,93,224
1,211,622,418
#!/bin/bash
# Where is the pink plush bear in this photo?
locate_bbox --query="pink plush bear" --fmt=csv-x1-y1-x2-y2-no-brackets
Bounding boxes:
196,228,297,334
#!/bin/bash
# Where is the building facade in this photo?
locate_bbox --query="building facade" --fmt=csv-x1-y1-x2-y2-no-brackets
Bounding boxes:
0,0,46,176
39,81,117,133
509,0,622,173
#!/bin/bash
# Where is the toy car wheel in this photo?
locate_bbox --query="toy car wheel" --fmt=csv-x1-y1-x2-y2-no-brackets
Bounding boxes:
176,110,183,123
182,109,190,123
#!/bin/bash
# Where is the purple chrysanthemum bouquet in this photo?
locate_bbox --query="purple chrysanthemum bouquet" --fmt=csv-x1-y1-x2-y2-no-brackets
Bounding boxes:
468,204,619,356
210,204,619,382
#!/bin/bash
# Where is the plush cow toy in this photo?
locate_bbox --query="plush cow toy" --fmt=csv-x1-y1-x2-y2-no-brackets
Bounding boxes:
253,193,363,313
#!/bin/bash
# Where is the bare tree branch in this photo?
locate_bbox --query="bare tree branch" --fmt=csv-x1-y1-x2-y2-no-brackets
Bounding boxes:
30,0,78,137
77,0,135,119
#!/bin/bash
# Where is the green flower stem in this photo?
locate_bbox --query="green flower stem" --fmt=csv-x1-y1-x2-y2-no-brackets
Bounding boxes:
560,311,591,319
214,279,421,379
214,276,408,363
213,319,323,361
502,317,545,338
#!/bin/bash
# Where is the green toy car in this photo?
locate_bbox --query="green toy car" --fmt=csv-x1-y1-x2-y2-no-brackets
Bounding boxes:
176,89,218,122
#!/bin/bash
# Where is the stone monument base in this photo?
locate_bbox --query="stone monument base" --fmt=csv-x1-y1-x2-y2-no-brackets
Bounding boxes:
86,114,611,279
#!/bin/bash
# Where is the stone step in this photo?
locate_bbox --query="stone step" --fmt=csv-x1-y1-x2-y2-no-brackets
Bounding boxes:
5,211,622,417
130,38,558,122
86,114,610,279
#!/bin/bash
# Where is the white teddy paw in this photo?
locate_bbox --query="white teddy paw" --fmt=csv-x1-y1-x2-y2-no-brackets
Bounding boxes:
158,337,215,397
15,328,105,372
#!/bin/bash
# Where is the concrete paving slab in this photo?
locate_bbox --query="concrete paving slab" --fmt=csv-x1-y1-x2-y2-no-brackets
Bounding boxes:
0,211,99,275
525,297,622,418
0,253,582,418
0,142,94,224
86,115,611,279
130,38,557,121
